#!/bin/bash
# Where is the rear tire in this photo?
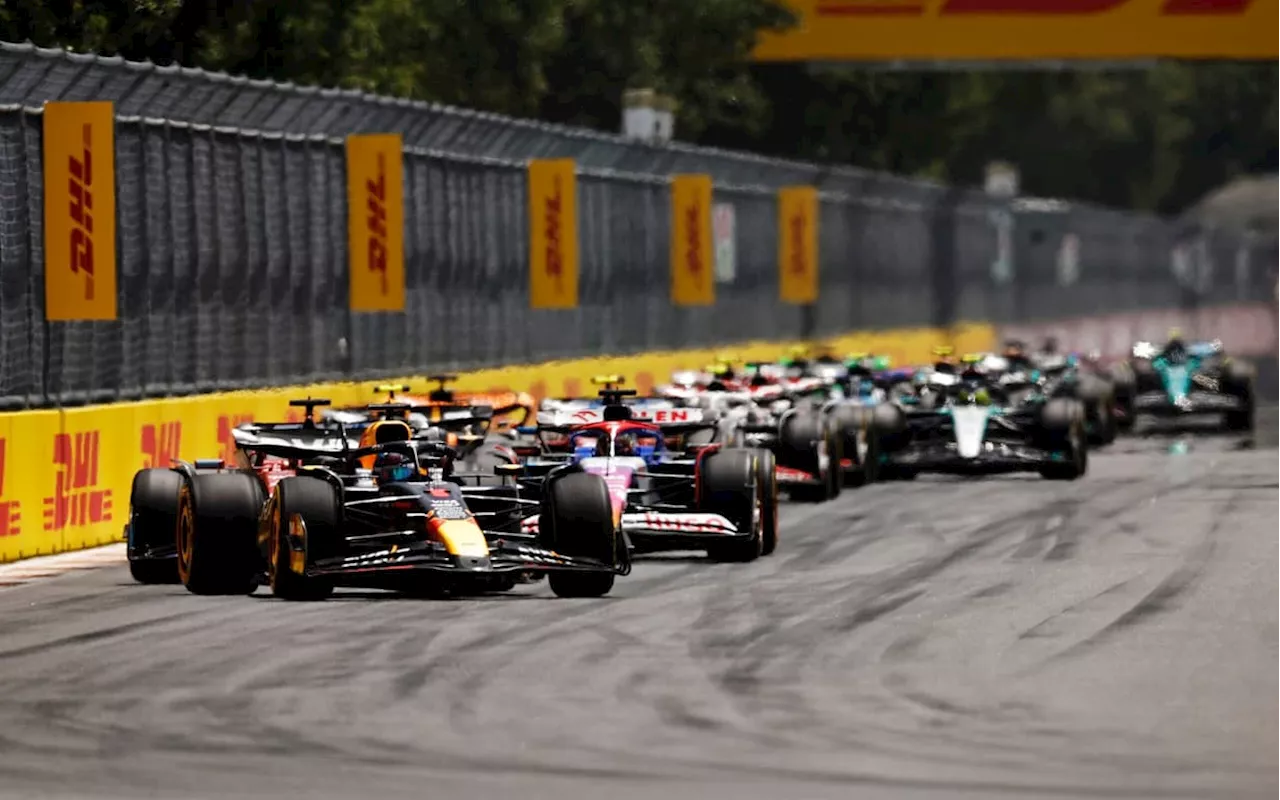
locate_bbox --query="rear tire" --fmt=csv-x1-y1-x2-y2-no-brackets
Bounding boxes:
1223,361,1256,432
127,468,183,584
780,412,838,502
700,449,764,563
540,472,617,598
177,472,265,596
1038,400,1088,481
833,405,877,488
269,476,339,601
755,450,779,556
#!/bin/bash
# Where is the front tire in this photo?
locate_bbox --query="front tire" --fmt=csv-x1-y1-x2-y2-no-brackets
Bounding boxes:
127,468,183,584
177,472,265,596
268,476,339,601
540,472,617,598
700,449,764,563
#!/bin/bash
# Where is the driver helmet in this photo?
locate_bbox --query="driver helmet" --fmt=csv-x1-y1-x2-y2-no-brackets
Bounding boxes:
614,432,635,456
373,451,415,483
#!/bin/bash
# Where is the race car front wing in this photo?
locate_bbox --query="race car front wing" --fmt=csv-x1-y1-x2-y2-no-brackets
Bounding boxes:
1132,390,1245,415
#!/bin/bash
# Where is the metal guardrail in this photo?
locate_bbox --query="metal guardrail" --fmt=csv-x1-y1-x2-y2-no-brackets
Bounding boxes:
0,41,1273,409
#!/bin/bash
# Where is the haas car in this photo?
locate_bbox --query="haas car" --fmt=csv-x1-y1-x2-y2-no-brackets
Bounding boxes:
660,363,851,500
877,361,1089,481
125,399,625,599
1111,335,1255,432
520,383,778,562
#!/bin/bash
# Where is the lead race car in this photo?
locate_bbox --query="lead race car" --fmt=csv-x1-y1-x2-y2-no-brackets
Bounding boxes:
517,382,778,562
876,360,1089,481
125,398,625,599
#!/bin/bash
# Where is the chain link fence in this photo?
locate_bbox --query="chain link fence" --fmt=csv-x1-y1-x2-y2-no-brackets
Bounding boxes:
0,41,1273,410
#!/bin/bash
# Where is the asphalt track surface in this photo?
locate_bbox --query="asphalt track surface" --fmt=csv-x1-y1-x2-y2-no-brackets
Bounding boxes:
0,414,1276,800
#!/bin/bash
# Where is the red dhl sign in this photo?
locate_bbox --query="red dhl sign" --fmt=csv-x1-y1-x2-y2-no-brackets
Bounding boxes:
218,414,253,462
0,438,20,537
44,431,112,531
753,0,1276,60
141,422,182,469
366,154,390,296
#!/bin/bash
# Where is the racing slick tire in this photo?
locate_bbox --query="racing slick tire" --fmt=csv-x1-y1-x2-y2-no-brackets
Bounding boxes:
540,472,617,598
1222,360,1256,432
699,449,765,563
127,468,183,584
780,412,841,502
870,404,913,481
1075,375,1117,446
177,472,266,596
1038,398,1088,481
831,405,878,488
755,449,779,556
268,476,338,601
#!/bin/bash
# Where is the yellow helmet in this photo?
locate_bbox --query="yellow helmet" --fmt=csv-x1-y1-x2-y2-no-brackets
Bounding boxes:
590,374,625,386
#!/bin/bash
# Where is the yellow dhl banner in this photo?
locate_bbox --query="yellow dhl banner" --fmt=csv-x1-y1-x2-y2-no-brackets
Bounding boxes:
777,186,819,305
753,0,1278,62
346,134,406,312
43,101,118,321
527,159,579,309
670,174,715,306
0,320,996,564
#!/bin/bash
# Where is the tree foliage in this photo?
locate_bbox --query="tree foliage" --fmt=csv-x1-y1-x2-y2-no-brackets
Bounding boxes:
1,0,1273,213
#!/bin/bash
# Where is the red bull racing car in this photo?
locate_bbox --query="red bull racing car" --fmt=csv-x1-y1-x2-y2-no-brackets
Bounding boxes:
125,398,624,599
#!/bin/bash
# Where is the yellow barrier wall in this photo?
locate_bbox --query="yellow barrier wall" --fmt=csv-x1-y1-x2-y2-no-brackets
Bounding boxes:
0,323,994,563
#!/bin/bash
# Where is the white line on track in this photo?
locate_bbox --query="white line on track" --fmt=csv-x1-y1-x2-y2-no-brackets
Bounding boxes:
0,544,126,588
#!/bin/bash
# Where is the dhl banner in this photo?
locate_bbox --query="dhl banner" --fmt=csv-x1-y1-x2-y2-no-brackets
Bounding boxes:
670,174,715,306
43,101,118,321
346,134,406,312
0,319,998,564
778,186,819,305
753,0,1278,62
528,159,579,309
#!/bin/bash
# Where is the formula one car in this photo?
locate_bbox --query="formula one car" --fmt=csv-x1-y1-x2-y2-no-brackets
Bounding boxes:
658,364,850,499
125,398,624,598
876,365,1089,480
325,383,529,478
520,383,777,561
995,340,1119,445
1111,335,1255,431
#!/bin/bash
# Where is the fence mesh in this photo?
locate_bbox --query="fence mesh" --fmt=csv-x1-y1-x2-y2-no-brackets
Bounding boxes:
0,41,1274,409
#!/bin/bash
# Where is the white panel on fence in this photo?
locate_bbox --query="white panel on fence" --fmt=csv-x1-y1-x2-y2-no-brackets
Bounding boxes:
713,202,736,284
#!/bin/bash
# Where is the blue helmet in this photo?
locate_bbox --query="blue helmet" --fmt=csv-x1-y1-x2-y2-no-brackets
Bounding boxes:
374,451,415,483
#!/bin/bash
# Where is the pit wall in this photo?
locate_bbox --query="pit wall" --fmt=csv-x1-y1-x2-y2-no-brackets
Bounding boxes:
0,323,995,563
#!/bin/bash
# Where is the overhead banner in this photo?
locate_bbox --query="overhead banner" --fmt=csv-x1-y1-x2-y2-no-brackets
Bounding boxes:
44,101,117,321
670,174,714,306
753,0,1278,61
346,134,405,312
778,186,818,305
528,159,579,309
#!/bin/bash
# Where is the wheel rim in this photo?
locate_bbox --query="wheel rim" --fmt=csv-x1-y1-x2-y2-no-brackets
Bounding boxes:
176,488,194,583
268,501,282,590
